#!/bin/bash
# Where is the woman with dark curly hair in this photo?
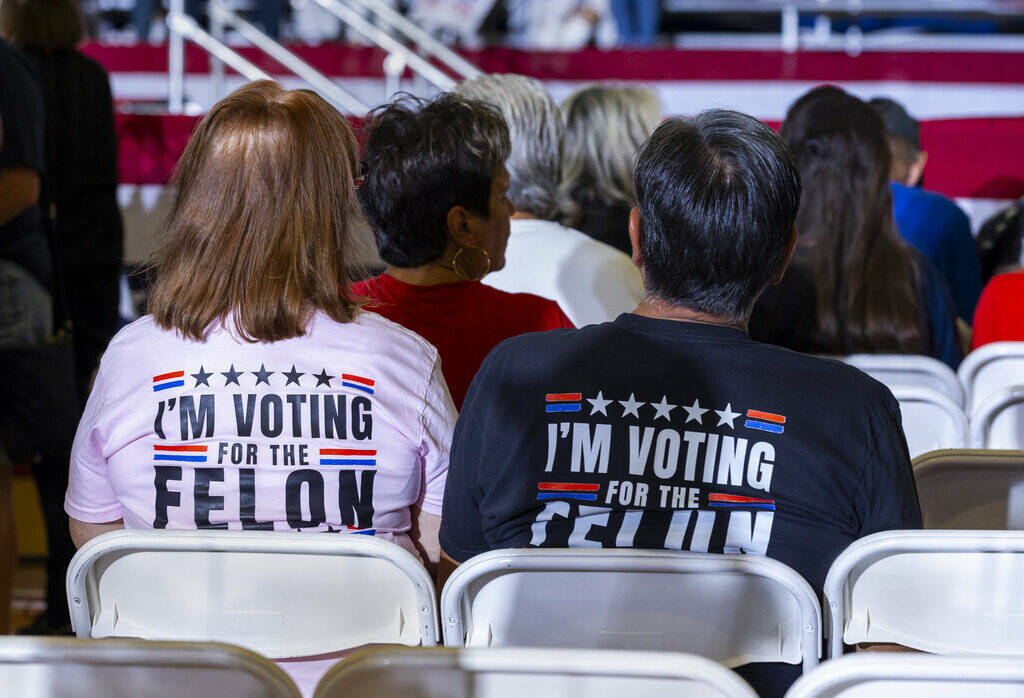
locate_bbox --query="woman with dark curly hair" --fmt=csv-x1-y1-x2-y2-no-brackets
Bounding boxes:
353,93,573,409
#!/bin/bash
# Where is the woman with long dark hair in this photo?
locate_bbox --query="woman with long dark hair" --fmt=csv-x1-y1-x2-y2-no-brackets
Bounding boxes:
750,86,960,368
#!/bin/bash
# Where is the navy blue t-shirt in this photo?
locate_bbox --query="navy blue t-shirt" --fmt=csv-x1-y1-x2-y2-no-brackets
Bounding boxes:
892,181,982,322
441,315,921,696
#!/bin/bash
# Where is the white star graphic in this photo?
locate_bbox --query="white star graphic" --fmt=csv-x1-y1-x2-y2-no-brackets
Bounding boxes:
587,391,612,416
650,395,677,421
714,403,741,428
682,398,708,424
618,393,645,419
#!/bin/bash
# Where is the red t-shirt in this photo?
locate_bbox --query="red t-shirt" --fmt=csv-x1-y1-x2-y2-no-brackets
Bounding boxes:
351,274,574,409
972,270,1024,350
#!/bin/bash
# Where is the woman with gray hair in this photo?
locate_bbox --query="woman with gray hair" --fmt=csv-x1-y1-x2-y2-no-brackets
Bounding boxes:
455,74,643,328
560,85,661,254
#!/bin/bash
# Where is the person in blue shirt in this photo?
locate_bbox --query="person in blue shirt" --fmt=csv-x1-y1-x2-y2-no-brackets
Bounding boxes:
870,97,983,322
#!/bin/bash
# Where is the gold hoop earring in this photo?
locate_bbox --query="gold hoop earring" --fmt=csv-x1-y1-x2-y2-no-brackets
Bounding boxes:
451,246,491,281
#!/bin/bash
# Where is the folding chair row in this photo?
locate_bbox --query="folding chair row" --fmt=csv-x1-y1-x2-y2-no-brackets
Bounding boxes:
8,637,1023,698
66,530,822,671
847,344,1024,449
65,528,1024,684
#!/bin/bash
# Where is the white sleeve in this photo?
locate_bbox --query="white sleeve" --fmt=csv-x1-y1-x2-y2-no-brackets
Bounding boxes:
65,359,124,523
416,356,456,515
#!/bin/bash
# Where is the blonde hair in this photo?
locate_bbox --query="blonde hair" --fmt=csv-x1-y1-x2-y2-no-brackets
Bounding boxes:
149,80,368,342
560,85,660,226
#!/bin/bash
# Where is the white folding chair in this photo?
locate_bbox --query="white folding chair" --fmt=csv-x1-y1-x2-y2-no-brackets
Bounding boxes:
914,449,1024,529
440,549,821,673
959,342,1024,412
843,354,964,407
314,646,759,698
970,385,1024,448
889,386,968,458
66,530,438,658
823,530,1024,658
0,636,300,698
786,653,1024,698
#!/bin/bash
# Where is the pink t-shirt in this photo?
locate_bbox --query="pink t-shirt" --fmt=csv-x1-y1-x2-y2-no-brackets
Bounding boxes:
66,310,455,555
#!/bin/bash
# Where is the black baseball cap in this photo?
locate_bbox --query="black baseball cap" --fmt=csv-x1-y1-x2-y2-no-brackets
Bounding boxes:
869,97,920,150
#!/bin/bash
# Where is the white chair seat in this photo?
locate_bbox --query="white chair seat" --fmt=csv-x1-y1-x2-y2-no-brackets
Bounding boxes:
0,636,300,698
890,386,968,458
440,548,821,672
823,530,1024,657
843,354,964,407
67,530,438,658
315,646,759,698
914,449,1024,529
786,653,1024,698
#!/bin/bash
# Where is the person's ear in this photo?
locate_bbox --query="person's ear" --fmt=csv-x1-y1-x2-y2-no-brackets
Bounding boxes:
771,227,798,284
446,205,475,248
628,207,643,268
907,150,928,187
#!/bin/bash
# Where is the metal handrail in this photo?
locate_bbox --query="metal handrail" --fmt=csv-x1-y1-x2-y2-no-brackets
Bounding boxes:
209,1,369,113
308,0,457,90
167,0,369,114
341,0,481,80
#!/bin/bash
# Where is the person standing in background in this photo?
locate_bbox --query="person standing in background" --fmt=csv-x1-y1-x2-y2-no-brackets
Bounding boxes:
0,34,80,636
609,0,659,45
869,97,982,324
2,0,124,408
560,85,660,255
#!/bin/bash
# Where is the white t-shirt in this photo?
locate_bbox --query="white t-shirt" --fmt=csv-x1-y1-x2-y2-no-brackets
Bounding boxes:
484,218,644,328
65,310,455,556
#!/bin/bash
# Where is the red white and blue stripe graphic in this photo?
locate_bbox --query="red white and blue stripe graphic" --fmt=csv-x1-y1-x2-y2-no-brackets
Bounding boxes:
708,493,776,511
744,409,786,434
345,526,376,535
153,444,208,462
545,393,582,413
537,482,600,501
342,373,375,395
319,448,376,467
152,370,185,392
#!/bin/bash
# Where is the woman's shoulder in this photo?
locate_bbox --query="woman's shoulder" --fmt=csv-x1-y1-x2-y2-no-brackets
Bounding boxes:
324,309,440,362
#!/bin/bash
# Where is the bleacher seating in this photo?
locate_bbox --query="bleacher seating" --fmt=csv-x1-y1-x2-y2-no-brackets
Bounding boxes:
440,548,821,673
0,636,300,697
914,449,1024,529
823,530,1024,657
314,646,760,698
66,530,438,656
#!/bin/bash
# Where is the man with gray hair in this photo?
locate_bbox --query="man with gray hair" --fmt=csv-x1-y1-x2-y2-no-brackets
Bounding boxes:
456,74,642,327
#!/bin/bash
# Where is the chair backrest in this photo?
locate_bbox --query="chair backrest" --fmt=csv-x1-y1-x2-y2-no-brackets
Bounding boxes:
890,386,968,458
959,342,1024,412
843,354,964,408
67,529,438,658
440,548,821,673
970,386,1024,449
914,449,1024,529
315,646,759,698
786,653,1024,698
823,530,1024,658
0,636,300,698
